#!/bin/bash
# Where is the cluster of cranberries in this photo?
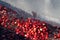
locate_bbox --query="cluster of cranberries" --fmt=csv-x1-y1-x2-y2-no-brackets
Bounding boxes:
0,5,49,40
54,30,60,39
2,4,60,40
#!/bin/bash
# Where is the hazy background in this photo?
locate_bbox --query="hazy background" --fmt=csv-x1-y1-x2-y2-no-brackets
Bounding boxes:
1,0,60,26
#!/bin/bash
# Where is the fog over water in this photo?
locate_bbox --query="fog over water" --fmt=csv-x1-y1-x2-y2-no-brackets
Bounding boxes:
1,0,60,26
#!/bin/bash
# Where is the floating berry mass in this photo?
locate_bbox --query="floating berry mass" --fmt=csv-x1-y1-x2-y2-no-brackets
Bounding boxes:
0,4,60,40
